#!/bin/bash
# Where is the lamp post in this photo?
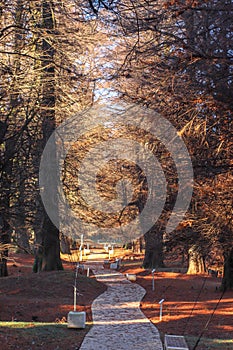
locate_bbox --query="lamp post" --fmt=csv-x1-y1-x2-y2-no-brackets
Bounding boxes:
79,234,84,261
67,262,86,329
73,264,78,311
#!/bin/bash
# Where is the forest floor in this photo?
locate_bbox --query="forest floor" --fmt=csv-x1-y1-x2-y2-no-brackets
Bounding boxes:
0,249,232,350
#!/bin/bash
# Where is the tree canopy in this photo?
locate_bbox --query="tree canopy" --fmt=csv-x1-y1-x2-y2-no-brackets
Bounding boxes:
0,0,232,288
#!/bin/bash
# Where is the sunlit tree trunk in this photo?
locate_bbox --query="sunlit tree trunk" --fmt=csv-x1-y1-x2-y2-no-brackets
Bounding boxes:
187,244,206,274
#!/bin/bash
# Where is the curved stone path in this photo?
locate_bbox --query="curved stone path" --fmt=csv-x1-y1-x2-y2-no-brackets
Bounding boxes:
79,266,163,350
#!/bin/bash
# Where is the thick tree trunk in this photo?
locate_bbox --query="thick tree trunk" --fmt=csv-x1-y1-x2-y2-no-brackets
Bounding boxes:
15,169,31,253
33,1,63,272
221,249,233,291
41,215,63,271
33,214,63,272
0,132,13,276
60,234,71,255
0,243,9,277
15,173,30,253
16,228,30,253
0,217,11,277
187,244,206,274
143,226,164,269
0,256,8,277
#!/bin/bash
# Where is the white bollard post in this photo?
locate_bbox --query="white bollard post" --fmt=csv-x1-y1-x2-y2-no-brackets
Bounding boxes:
74,286,77,312
159,298,165,321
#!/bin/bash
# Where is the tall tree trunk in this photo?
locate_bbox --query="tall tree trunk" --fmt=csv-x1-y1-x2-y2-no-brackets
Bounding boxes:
60,234,71,255
15,227,30,253
0,216,11,277
143,224,164,269
0,134,14,276
16,177,30,253
39,214,63,271
34,0,63,272
132,237,143,254
221,248,233,291
187,244,206,274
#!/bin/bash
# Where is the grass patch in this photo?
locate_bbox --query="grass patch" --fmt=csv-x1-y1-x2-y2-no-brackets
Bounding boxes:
0,321,92,328
0,322,92,349
185,335,233,349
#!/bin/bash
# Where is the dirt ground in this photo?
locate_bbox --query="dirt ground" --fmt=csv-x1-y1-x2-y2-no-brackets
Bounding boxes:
0,250,232,350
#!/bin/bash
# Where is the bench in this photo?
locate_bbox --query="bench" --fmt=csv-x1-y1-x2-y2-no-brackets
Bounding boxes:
110,258,121,270
164,335,189,350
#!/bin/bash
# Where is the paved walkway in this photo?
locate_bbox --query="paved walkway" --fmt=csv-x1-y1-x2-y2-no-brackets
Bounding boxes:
79,265,163,350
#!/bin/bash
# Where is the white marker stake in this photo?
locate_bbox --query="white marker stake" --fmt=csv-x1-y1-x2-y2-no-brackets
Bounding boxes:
159,299,165,321
79,234,84,261
74,286,77,312
87,267,90,277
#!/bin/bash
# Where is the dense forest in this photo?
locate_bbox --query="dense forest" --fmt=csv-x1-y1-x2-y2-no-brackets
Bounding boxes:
0,1,232,290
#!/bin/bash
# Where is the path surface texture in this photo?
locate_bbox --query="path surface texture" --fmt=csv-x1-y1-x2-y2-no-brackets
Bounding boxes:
79,266,163,350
